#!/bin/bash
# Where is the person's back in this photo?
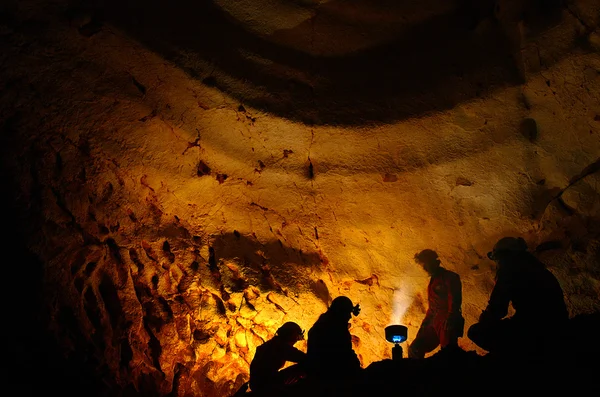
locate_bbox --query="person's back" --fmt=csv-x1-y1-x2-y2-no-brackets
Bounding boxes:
306,296,361,381
307,313,360,375
494,253,568,325
428,267,462,317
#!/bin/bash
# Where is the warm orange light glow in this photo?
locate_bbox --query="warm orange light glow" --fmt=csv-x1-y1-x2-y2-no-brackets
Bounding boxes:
5,1,598,396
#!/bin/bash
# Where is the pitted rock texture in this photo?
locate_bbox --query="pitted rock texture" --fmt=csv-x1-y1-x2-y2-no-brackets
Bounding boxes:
1,1,599,397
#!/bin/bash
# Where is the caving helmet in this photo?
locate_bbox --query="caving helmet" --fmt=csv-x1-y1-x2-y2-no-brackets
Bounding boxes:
276,321,305,342
329,296,361,317
487,237,528,260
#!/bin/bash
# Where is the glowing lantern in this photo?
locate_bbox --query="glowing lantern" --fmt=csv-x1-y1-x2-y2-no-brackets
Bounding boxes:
385,324,408,360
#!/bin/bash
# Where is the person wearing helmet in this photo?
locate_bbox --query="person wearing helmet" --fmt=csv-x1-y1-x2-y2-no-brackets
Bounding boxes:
408,249,465,359
306,296,362,383
467,237,568,356
249,321,307,394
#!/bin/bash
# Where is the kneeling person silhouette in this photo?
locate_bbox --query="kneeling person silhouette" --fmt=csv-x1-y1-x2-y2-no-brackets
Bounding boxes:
467,237,568,357
249,321,307,395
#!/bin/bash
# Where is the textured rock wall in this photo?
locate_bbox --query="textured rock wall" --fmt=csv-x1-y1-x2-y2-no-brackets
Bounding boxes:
1,1,599,396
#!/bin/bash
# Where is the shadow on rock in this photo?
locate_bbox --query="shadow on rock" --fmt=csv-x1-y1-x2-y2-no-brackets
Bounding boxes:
92,0,569,126
210,232,323,293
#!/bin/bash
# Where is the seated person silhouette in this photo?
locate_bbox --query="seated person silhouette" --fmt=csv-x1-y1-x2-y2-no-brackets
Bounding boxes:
306,296,362,383
249,321,307,395
408,249,465,359
468,237,568,356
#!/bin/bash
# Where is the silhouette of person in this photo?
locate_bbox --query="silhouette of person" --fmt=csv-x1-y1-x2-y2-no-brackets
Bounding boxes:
249,321,307,395
467,237,569,356
306,296,362,382
408,249,464,359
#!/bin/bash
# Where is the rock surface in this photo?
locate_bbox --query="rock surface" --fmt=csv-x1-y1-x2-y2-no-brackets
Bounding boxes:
1,1,599,397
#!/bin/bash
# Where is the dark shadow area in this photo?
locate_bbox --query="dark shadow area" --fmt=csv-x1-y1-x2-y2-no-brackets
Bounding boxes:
361,317,600,397
211,232,322,293
83,0,569,126
1,140,105,397
365,312,600,397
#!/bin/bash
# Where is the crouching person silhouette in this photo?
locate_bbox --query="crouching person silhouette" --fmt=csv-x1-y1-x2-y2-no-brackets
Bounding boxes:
249,321,307,395
408,249,465,359
467,237,568,357
306,296,363,385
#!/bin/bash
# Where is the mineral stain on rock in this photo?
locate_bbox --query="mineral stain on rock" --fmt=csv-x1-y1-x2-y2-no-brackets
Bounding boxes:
383,173,398,182
197,160,211,176
162,240,175,263
456,177,473,186
216,173,228,183
520,118,538,142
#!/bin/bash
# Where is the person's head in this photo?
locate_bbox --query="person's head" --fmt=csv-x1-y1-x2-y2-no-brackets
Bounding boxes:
328,296,360,322
487,237,528,263
275,322,305,345
414,249,441,276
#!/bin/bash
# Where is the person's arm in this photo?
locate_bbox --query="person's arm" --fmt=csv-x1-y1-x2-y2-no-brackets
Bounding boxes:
421,278,436,326
421,310,433,328
331,325,362,368
344,328,362,368
283,344,307,364
480,271,511,323
445,274,464,336
448,274,462,316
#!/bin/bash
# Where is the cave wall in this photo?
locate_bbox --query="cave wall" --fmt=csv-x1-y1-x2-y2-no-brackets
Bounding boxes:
1,1,599,396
